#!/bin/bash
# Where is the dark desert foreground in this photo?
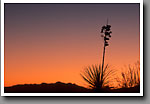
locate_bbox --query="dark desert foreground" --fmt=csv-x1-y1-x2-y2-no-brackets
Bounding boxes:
5,81,140,93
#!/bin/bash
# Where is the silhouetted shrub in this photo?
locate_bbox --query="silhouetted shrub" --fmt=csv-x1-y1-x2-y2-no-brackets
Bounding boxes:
116,61,140,88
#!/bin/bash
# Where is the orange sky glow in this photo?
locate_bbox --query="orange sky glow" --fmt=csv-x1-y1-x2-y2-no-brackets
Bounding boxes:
4,4,140,88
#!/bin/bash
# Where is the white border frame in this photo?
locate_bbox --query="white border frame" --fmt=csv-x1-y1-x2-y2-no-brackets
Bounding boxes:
1,0,143,96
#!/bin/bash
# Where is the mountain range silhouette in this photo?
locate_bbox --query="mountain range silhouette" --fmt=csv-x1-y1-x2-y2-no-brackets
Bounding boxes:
5,81,91,93
4,81,140,93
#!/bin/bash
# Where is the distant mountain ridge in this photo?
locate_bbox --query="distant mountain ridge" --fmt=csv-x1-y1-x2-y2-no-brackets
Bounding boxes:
5,81,91,93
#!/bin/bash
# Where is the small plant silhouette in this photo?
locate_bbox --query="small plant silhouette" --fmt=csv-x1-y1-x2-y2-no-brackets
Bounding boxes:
116,61,140,88
80,64,115,92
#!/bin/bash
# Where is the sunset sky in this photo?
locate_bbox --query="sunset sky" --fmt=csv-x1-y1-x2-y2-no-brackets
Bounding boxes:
4,3,140,87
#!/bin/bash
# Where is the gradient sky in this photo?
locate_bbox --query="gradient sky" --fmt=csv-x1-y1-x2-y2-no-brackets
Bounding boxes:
4,3,140,87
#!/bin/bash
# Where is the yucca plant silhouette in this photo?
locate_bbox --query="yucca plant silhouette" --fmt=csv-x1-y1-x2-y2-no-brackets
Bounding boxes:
80,20,113,92
80,64,114,92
